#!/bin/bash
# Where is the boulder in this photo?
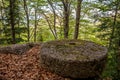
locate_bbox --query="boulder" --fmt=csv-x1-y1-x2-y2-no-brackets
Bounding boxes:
40,40,107,78
0,42,41,54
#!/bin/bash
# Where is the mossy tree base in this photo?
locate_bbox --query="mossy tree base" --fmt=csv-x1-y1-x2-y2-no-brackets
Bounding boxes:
40,39,107,78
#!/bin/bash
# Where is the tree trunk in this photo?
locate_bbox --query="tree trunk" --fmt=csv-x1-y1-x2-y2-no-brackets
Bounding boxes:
0,0,4,34
109,2,119,49
10,0,16,44
23,0,30,42
116,1,120,78
42,13,57,39
47,0,57,39
61,0,70,39
1,0,8,40
108,1,120,78
74,0,82,39
18,12,21,38
34,8,37,42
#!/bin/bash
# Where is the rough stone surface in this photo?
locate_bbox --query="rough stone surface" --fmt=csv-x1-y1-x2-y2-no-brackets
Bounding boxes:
40,39,108,78
0,42,41,54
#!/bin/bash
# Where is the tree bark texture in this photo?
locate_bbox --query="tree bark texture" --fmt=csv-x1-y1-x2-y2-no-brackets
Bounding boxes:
74,0,82,39
62,0,70,39
34,8,37,42
10,0,16,44
109,2,119,49
42,13,57,39
23,0,30,42
47,0,57,39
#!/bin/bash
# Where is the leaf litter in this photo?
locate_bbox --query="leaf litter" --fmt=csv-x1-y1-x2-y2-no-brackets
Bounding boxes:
0,46,71,80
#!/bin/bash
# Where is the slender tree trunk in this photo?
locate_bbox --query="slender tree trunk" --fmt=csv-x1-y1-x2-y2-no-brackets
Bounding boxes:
0,0,4,30
34,8,37,42
47,0,57,39
116,36,120,78
109,2,118,49
10,0,16,44
0,1,3,37
58,17,63,38
74,0,82,39
34,0,39,42
1,0,7,39
107,1,120,78
42,13,57,39
18,13,21,38
61,0,70,39
23,0,30,42
115,1,120,78
53,10,57,39
1,0,5,22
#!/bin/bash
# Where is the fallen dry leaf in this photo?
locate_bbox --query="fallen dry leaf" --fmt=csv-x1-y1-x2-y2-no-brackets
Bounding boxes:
0,46,71,80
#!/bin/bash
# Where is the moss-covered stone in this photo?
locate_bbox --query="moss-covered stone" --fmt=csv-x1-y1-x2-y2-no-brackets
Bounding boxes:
40,39,108,78
0,42,41,54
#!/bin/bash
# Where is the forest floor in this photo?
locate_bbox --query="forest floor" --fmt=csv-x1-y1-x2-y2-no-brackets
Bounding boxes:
0,46,71,80
0,45,111,80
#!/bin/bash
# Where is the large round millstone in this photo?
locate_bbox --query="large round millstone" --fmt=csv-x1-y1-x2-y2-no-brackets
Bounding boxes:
40,40,107,78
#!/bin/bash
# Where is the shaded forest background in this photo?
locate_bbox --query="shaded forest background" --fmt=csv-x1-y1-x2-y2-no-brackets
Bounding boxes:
0,0,120,79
